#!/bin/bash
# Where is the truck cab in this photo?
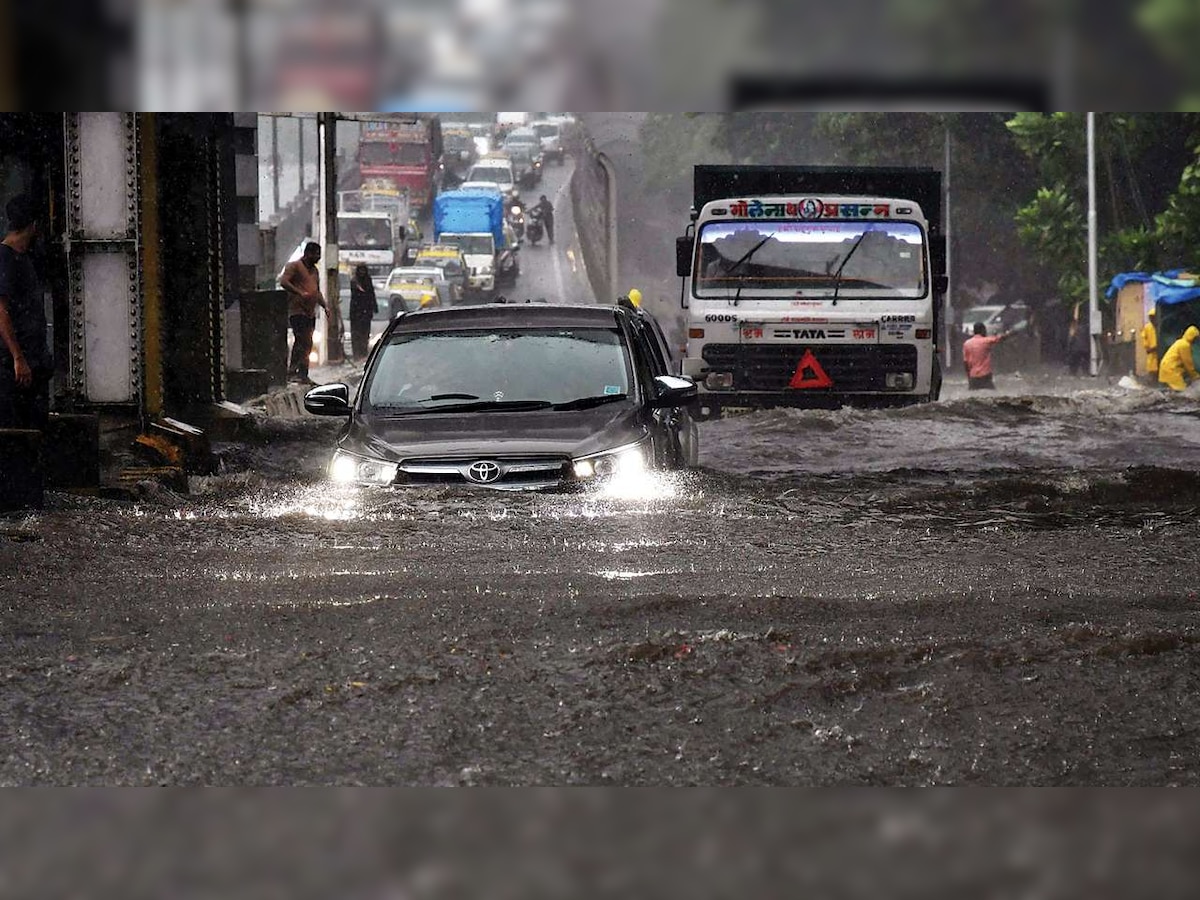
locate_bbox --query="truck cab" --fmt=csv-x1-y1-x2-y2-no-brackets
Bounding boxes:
678,166,947,416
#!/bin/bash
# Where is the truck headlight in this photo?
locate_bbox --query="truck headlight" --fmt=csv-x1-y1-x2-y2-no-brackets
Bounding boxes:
885,373,914,390
572,441,647,480
330,449,398,485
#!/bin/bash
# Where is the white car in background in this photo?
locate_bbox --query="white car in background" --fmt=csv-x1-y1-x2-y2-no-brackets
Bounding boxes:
465,157,519,203
961,302,1029,339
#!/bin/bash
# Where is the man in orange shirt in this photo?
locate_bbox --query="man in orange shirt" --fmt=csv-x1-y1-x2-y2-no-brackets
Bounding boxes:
962,321,1011,390
279,242,328,385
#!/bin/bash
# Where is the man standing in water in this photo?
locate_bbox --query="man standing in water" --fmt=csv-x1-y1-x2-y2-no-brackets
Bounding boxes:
279,241,328,385
962,322,1011,391
0,195,50,430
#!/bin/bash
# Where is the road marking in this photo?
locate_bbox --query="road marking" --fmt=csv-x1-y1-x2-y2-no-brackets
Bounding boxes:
552,176,571,302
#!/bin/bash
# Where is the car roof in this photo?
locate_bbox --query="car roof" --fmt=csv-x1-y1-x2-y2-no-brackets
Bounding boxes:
389,266,445,279
385,303,626,334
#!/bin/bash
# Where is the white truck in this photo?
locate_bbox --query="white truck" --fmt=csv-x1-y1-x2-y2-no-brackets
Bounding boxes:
337,210,397,295
433,187,519,298
676,165,947,418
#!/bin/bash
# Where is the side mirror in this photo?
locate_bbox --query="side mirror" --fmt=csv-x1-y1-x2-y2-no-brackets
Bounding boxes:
676,236,693,277
649,374,698,409
304,383,352,416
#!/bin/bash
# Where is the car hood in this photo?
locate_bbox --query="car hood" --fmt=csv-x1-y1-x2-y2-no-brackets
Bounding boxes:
343,403,647,461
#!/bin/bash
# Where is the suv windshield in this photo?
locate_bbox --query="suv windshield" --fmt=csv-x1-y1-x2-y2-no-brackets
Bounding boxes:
696,220,926,298
470,165,512,187
364,328,632,413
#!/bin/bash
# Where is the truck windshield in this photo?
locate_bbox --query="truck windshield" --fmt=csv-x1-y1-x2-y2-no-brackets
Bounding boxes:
361,143,427,166
339,218,392,248
445,234,494,256
695,220,926,298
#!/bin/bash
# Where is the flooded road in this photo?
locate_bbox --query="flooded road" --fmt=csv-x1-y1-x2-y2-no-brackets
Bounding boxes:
4,377,1200,784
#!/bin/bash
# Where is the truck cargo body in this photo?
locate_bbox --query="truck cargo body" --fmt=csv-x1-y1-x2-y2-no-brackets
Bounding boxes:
679,165,946,415
358,117,443,214
433,189,508,295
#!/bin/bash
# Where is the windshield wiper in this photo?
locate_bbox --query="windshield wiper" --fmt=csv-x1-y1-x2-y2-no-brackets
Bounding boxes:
830,233,868,307
726,232,776,308
552,394,629,411
407,399,554,414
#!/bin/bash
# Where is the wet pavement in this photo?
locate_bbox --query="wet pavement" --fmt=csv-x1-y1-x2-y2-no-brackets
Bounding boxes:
3,372,1200,784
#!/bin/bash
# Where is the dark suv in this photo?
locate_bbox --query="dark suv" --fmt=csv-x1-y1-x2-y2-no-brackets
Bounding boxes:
304,302,699,490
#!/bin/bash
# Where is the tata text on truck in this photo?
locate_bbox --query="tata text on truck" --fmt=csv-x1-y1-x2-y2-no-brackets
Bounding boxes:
677,166,947,417
358,116,443,216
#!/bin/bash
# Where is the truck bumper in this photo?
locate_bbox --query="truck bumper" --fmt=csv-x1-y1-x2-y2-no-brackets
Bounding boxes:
691,390,928,417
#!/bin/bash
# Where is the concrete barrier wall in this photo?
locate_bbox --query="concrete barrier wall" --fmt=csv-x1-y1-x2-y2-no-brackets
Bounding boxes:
569,130,612,305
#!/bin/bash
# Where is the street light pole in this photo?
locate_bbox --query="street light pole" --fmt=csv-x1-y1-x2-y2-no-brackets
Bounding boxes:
318,112,343,364
1087,112,1099,376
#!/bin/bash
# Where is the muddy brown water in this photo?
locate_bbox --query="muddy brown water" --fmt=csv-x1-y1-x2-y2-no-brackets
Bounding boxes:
2,379,1200,784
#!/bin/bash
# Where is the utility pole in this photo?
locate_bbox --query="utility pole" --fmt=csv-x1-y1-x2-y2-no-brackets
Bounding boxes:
1087,112,1099,376
943,124,954,370
271,115,280,219
318,112,344,364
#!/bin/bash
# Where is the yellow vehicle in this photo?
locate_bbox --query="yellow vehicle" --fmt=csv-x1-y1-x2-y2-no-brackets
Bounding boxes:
413,244,467,303
385,266,453,317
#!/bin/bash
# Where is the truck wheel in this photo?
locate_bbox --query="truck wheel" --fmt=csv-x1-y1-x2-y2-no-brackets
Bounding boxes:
929,358,943,402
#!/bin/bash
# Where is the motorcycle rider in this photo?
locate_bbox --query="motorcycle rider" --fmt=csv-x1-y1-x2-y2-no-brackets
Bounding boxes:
532,194,555,245
508,197,526,240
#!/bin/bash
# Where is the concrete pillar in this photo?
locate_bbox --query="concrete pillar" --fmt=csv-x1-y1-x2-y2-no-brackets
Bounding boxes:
64,112,143,409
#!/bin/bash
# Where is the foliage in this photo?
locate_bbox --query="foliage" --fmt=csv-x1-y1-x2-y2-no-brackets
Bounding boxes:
1007,112,1200,305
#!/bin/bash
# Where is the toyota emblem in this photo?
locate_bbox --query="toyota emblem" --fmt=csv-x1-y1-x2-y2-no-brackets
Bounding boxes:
466,461,502,484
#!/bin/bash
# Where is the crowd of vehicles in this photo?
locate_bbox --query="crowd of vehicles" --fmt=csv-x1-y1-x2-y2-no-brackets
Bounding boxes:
305,301,699,491
326,112,574,353
676,164,948,417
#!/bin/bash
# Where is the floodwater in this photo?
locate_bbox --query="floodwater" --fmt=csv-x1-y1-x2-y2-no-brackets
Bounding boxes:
4,374,1200,785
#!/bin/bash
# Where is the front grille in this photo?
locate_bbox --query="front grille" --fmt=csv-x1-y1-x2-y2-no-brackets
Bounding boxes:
702,343,917,393
396,455,569,487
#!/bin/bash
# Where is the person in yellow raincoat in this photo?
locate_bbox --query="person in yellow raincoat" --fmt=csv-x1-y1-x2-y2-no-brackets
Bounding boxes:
1158,324,1200,391
1142,308,1158,380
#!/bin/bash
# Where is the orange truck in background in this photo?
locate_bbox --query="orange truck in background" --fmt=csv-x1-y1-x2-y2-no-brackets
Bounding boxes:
358,116,444,217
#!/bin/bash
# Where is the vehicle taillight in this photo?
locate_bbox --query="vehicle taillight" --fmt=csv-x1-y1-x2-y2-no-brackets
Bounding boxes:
915,328,931,339
689,328,705,339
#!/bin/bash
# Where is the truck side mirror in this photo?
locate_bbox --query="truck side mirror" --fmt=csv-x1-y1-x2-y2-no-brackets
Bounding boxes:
676,236,692,277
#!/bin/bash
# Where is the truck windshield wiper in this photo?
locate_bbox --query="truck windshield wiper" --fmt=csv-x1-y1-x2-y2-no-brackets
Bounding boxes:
726,232,776,307
552,394,629,411
830,232,868,307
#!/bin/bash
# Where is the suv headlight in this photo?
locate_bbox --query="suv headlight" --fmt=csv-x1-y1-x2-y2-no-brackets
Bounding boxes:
330,449,398,485
572,439,648,480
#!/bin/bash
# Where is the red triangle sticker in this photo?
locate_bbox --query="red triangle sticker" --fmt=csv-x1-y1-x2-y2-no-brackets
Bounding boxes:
788,349,834,389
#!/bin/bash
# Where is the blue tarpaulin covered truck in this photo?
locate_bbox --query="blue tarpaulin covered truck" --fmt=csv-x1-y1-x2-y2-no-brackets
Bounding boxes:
433,188,518,297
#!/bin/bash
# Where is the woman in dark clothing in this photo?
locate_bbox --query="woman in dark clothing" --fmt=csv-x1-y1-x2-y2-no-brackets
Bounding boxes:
349,264,377,362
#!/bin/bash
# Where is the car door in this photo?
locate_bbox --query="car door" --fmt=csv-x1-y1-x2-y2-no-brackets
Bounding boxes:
627,316,692,468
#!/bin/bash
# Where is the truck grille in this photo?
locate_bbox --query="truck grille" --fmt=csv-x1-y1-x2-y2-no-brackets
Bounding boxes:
701,343,918,393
